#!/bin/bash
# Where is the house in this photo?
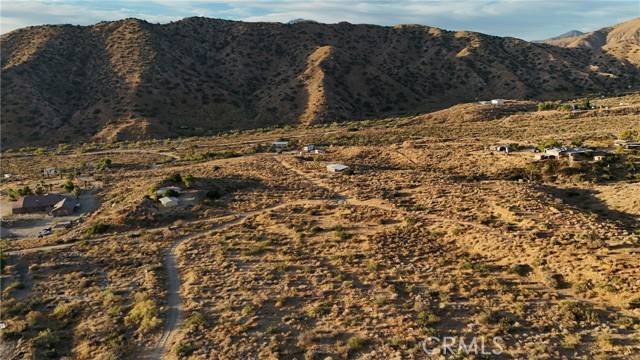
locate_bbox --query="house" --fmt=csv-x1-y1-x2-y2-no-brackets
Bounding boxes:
303,144,316,152
12,194,65,214
43,168,58,177
50,197,79,217
614,140,640,149
272,141,289,152
159,196,179,207
593,155,607,162
490,144,511,153
545,147,592,160
326,164,350,173
491,99,505,106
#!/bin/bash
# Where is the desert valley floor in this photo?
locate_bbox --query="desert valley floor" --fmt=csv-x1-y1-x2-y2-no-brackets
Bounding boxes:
1,95,640,359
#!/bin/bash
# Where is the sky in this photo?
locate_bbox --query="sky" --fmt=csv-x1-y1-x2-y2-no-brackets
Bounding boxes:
1,0,639,40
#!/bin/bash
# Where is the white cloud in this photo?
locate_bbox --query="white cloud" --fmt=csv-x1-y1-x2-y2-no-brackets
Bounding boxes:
1,0,638,39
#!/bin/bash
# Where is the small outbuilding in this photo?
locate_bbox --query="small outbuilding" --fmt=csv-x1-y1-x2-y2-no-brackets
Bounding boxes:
50,197,79,217
490,144,511,153
272,141,289,152
43,168,58,177
326,164,350,173
491,99,505,106
303,144,316,152
159,196,179,207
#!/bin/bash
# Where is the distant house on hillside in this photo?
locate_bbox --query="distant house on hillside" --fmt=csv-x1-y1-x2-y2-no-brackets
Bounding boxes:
614,139,640,149
490,144,512,153
326,164,350,173
303,144,316,152
43,167,58,177
544,147,592,160
272,141,289,152
12,194,65,214
491,99,505,106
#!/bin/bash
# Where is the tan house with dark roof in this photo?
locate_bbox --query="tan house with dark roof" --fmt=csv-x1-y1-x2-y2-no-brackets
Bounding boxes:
12,194,65,214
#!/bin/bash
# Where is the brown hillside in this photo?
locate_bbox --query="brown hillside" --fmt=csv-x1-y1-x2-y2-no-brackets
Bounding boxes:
2,17,640,148
544,17,640,65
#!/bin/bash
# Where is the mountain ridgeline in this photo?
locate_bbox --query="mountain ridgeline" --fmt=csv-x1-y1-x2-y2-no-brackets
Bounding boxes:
1,17,639,148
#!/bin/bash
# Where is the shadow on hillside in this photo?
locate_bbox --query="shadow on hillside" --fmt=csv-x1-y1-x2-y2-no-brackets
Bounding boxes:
538,185,639,230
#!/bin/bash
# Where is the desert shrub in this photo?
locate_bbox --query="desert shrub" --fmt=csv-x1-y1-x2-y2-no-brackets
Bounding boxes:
417,310,440,327
31,329,59,358
103,290,124,317
561,333,582,349
7,186,33,201
182,174,194,188
537,139,562,152
159,189,179,197
165,173,182,184
508,264,532,276
124,293,161,334
559,301,598,324
206,189,222,200
61,179,75,192
619,129,639,141
182,312,205,329
537,102,557,111
52,302,76,320
97,158,112,171
173,342,195,357
346,335,369,351
86,222,109,235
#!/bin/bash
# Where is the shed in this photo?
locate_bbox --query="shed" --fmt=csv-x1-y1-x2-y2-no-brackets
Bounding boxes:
51,197,79,217
303,144,316,152
490,144,511,153
326,164,350,173
491,99,505,106
43,168,58,177
272,141,289,149
159,196,179,207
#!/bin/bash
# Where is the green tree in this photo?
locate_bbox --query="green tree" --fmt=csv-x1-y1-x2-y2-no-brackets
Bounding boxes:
61,179,75,193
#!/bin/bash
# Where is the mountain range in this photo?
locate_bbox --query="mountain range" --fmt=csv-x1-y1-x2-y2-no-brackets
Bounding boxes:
1,17,639,148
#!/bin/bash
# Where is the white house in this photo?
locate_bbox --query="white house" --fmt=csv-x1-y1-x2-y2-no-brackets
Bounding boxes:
491,99,505,106
272,141,289,151
43,168,58,177
159,196,179,207
303,144,316,152
326,164,350,173
545,147,592,158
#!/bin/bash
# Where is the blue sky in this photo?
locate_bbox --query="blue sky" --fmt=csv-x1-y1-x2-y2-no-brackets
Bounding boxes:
1,0,639,40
